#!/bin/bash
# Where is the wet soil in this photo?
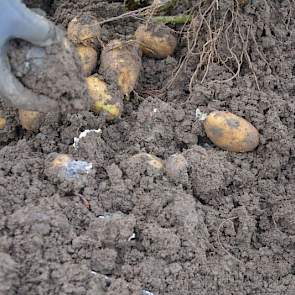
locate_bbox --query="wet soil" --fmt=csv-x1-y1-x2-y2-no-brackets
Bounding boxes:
1,1,295,294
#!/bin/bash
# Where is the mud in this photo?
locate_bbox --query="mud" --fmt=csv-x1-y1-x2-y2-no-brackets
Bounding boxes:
1,0,295,295
9,37,90,113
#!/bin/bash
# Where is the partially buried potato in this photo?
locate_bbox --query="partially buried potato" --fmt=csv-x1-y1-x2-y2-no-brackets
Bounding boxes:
48,153,92,180
51,154,72,168
67,15,101,48
18,110,44,131
0,117,6,129
86,75,123,120
99,39,142,97
135,22,177,58
204,111,259,152
122,152,164,179
76,45,97,77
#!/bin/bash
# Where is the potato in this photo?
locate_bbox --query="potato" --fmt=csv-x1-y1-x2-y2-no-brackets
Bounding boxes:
0,117,6,129
99,39,142,97
204,111,259,152
135,23,177,58
50,153,92,177
132,153,164,170
76,45,97,77
86,75,123,120
51,154,72,169
124,153,164,176
67,15,101,48
165,153,188,184
144,153,164,170
18,110,44,131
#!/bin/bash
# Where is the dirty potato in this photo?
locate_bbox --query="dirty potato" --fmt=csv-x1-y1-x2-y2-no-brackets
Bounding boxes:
0,117,6,129
18,110,44,131
165,153,188,184
99,39,142,97
132,153,164,170
76,45,98,77
67,15,101,48
86,75,123,120
204,111,259,152
46,153,93,184
121,152,164,180
51,154,72,168
135,23,177,58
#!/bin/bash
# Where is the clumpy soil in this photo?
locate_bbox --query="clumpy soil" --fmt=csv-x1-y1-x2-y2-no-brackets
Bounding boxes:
8,38,90,113
1,1,295,294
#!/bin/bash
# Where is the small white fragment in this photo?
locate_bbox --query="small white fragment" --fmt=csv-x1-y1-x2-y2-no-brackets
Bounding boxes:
195,108,208,121
97,213,113,220
73,129,101,149
153,108,158,113
128,233,136,241
142,290,154,295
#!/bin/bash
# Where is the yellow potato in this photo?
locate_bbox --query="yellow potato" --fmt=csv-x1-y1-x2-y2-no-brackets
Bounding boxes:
135,23,177,58
67,15,101,48
144,153,164,170
18,110,44,131
204,111,259,152
99,39,142,97
52,154,72,168
132,153,164,170
86,75,123,120
0,117,6,129
76,45,97,77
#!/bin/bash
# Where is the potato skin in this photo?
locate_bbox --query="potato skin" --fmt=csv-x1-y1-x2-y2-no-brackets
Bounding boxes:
76,45,97,77
135,23,177,58
99,39,142,96
52,154,72,168
0,117,6,129
18,110,44,131
204,111,259,152
67,15,101,48
86,75,123,120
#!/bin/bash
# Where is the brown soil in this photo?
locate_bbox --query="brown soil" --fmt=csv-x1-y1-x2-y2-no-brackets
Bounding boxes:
1,1,295,294
8,38,90,113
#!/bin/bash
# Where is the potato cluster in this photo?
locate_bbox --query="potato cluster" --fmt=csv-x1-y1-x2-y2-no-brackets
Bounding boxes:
13,11,260,154
17,12,177,131
66,17,177,123
67,17,140,122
